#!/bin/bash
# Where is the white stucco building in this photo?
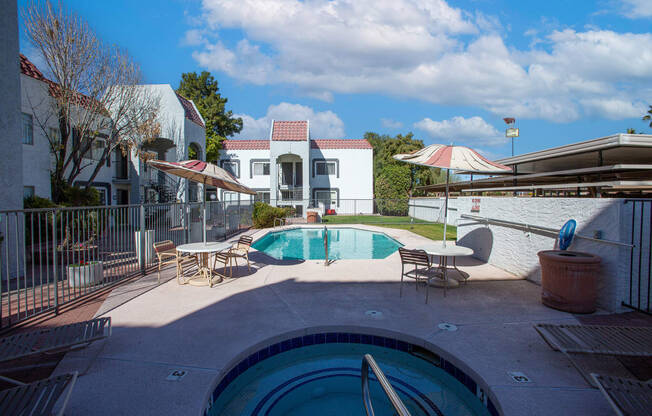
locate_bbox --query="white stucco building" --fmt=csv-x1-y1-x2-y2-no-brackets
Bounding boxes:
19,55,205,205
219,120,374,216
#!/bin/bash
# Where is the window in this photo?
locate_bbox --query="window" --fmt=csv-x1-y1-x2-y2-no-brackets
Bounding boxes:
315,161,336,176
252,161,270,176
254,191,271,204
223,191,238,203
23,186,35,199
87,139,105,161
221,160,239,177
22,113,33,145
48,127,60,144
315,189,338,207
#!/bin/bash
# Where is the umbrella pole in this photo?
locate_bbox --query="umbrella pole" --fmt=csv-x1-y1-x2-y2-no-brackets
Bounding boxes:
443,169,450,247
203,181,207,245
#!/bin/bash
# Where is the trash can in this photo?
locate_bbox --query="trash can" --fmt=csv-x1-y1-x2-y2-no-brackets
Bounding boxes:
537,250,601,313
307,211,319,223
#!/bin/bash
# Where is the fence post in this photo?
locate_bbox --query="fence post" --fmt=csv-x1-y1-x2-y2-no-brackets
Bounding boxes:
52,210,58,315
139,205,146,275
354,199,357,215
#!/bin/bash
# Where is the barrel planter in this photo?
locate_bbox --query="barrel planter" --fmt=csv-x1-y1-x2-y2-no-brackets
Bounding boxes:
537,250,601,313
67,261,104,288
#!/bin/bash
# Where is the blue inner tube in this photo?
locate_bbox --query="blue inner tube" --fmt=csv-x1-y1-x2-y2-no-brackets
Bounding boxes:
558,219,576,250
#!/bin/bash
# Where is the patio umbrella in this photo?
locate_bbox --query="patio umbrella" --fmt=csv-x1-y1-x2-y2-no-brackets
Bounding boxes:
393,144,511,246
148,159,256,244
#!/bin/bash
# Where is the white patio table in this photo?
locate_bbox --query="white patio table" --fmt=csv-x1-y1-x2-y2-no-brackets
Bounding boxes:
176,241,232,287
415,243,474,291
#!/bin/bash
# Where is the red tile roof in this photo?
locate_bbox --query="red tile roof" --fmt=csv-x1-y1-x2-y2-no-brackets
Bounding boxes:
20,54,107,115
20,54,47,81
271,120,308,141
222,140,270,150
175,93,205,128
311,139,373,149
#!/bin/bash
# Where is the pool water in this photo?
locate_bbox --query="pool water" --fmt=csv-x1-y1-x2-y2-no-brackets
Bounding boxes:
207,342,490,416
252,228,402,260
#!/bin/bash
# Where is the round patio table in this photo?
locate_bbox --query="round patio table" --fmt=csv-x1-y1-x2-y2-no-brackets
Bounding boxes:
176,241,232,287
415,243,474,291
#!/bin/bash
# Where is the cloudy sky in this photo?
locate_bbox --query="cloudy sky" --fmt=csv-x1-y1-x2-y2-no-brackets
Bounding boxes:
19,0,652,159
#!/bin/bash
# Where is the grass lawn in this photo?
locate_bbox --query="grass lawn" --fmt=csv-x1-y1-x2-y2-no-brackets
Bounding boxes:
321,215,456,241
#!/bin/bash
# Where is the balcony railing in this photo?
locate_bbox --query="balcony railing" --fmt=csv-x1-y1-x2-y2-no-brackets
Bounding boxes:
278,188,303,202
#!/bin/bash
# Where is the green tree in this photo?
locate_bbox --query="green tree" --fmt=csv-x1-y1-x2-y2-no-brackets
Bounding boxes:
176,71,243,163
643,105,652,128
364,132,444,197
626,128,637,134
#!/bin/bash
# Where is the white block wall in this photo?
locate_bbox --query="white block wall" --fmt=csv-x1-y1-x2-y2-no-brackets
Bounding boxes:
410,196,642,313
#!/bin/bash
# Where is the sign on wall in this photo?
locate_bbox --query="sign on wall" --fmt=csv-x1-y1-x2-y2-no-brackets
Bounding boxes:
471,198,480,213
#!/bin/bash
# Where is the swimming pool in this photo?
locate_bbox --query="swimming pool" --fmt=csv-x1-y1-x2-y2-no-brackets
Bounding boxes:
252,228,402,260
204,332,496,416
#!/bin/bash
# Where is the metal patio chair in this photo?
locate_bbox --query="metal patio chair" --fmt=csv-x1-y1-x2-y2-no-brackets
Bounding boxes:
591,373,652,416
226,235,253,272
398,247,433,303
153,240,198,284
534,323,652,386
0,317,111,385
211,250,233,285
0,372,78,416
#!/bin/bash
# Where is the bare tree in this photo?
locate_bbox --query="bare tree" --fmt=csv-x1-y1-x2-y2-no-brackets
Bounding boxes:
22,1,160,202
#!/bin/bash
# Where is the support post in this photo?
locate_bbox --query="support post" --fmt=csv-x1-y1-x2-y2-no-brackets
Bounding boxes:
51,211,58,315
139,205,146,274
442,169,450,247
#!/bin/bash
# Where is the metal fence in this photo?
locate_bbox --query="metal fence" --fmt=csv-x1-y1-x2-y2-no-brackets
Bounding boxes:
624,199,652,315
265,198,443,223
0,200,252,329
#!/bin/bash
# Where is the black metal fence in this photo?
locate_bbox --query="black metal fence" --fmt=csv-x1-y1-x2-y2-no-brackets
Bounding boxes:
624,199,651,314
0,201,252,328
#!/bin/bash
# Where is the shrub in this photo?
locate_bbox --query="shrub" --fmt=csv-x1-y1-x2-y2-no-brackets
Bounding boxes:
24,195,58,210
375,164,411,216
253,202,292,228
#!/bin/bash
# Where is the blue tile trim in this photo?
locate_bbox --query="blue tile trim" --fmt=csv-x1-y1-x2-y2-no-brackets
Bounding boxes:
207,332,500,416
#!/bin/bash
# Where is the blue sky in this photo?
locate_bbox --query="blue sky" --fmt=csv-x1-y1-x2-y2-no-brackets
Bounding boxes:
18,0,652,160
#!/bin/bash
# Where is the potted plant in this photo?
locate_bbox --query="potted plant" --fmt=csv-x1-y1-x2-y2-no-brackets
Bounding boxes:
67,260,104,288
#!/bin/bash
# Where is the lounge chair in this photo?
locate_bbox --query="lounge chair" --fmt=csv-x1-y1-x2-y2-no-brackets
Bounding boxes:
226,235,253,272
0,372,78,416
153,240,198,284
534,323,652,385
398,248,433,303
591,373,652,416
0,317,111,382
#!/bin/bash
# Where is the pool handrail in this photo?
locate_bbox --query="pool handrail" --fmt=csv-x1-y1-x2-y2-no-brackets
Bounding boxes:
361,353,411,416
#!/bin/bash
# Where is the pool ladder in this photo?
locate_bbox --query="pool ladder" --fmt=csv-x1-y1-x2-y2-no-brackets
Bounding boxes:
361,354,411,416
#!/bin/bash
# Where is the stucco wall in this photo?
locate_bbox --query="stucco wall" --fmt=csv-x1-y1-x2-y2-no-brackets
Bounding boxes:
220,149,272,191
410,196,637,312
0,0,24,279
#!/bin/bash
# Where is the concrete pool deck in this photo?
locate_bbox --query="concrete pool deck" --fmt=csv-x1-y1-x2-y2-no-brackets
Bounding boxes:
53,225,613,415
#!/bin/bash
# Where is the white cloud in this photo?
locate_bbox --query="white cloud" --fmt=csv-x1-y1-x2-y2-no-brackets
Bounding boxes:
189,0,652,122
414,116,507,146
381,118,404,129
234,102,345,139
621,0,652,18
580,98,646,120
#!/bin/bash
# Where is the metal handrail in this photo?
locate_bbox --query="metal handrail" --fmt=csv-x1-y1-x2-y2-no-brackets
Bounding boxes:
273,217,286,227
361,354,411,416
460,214,634,248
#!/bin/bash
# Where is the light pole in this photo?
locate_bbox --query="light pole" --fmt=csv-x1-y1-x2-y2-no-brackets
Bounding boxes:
503,117,519,156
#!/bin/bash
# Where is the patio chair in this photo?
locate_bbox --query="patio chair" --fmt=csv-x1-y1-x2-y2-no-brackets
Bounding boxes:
398,248,433,303
0,372,78,416
590,373,652,416
153,240,198,284
534,323,652,386
211,250,233,285
226,235,253,272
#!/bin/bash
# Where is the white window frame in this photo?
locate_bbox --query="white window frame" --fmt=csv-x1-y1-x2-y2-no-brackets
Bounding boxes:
222,160,239,177
86,138,106,161
315,189,338,207
315,161,336,176
223,191,238,203
22,113,33,145
255,191,271,204
252,161,270,176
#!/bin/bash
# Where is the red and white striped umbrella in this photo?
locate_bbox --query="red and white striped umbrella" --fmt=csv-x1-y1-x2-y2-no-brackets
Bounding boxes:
392,144,511,173
148,159,256,244
393,144,511,246
148,159,256,195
